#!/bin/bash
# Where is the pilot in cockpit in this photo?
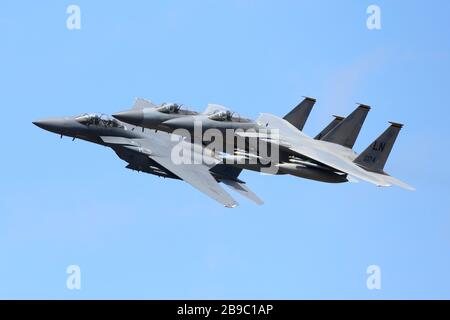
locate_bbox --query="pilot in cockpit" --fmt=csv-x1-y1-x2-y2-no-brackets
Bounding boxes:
157,103,181,114
75,114,124,129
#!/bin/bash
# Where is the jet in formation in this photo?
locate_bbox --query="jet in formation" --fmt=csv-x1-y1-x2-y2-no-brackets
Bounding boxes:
33,97,414,207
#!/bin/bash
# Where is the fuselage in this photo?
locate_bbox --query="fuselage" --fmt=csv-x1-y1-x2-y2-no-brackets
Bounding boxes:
32,114,180,179
33,113,350,184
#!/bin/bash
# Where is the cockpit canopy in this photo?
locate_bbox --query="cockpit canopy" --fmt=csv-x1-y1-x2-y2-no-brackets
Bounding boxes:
75,113,125,129
208,110,233,121
208,110,252,123
156,103,181,114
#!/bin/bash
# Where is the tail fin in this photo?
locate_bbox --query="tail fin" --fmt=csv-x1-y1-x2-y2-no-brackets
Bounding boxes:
315,115,345,140
283,97,316,131
321,104,370,149
354,122,403,174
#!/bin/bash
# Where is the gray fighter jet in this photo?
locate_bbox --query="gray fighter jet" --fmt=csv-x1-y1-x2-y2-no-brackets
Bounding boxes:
236,112,414,190
224,104,369,184
115,98,382,185
32,113,263,207
191,101,409,188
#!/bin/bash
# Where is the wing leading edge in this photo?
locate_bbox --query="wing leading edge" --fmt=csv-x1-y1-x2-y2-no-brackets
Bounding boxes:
135,138,239,208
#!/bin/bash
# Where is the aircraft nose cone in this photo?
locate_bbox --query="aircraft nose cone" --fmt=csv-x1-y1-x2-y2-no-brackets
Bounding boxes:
32,118,66,133
113,109,144,125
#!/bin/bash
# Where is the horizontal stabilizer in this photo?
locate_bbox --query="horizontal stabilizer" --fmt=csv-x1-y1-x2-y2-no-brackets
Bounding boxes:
378,174,415,191
283,97,316,131
322,104,370,149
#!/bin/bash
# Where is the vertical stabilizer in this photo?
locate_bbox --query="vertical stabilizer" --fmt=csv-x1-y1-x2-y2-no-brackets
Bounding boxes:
321,104,370,149
283,97,316,131
354,122,403,174
315,115,345,140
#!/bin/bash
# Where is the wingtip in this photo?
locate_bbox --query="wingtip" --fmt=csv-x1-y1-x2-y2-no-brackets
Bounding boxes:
403,184,416,192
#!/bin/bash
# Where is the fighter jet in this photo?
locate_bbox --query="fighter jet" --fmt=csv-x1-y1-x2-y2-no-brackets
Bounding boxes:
32,113,263,207
116,98,384,185
236,112,414,190
271,104,371,182
263,104,372,183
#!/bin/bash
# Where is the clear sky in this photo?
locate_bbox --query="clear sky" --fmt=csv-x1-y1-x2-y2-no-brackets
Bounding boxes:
1,0,449,299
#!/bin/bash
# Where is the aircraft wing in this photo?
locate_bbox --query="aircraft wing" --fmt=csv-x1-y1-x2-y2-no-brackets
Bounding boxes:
221,179,264,205
134,138,239,208
285,142,390,186
150,155,238,207
255,113,390,187
370,173,416,191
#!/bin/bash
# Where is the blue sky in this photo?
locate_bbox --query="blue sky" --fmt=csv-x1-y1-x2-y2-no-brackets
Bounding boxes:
1,0,449,299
